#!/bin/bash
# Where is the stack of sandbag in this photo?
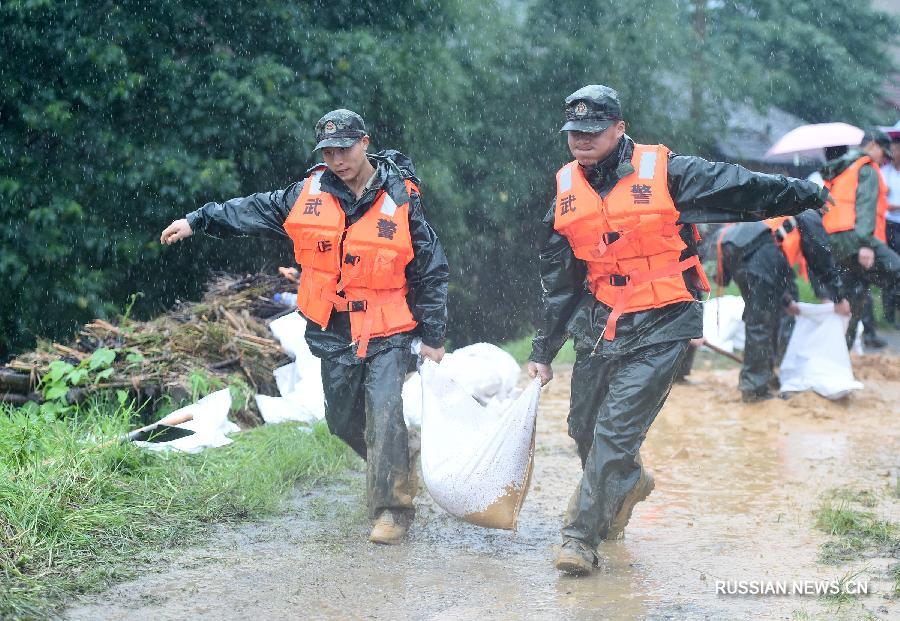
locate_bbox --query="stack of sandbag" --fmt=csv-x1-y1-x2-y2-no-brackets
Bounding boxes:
418,359,540,530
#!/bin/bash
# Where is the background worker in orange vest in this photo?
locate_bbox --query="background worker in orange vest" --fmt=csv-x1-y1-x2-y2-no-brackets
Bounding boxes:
526,85,831,576
717,211,850,402
160,109,449,545
819,128,900,349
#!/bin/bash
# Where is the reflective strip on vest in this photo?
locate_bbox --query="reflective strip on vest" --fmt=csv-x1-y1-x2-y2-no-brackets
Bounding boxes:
380,193,398,216
558,164,574,193
637,151,657,180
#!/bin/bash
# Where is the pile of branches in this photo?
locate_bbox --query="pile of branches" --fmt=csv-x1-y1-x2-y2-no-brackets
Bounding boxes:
1,273,297,426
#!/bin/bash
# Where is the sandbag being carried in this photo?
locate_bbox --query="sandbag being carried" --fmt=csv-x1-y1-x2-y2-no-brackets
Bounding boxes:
779,302,863,399
402,342,521,427
419,359,540,530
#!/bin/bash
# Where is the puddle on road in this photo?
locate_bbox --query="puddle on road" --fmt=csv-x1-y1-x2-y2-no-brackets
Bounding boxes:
65,366,900,621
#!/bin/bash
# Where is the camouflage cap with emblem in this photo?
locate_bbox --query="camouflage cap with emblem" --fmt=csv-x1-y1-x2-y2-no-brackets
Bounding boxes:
313,109,368,150
559,85,623,133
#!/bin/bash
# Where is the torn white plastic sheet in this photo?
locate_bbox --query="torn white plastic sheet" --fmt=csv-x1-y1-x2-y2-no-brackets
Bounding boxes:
255,313,325,424
402,342,521,427
419,360,540,530
702,295,746,352
779,302,863,399
135,389,239,453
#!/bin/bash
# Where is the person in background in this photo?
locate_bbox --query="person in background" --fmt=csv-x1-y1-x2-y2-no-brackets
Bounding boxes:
819,128,900,349
716,211,849,402
879,133,900,327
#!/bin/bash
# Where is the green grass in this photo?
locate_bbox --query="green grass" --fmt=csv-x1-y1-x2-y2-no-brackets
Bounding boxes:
500,333,576,365
0,398,354,619
814,492,900,568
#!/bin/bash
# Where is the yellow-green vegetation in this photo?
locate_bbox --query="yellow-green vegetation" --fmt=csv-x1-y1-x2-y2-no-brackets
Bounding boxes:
0,399,354,618
812,488,900,618
501,334,576,365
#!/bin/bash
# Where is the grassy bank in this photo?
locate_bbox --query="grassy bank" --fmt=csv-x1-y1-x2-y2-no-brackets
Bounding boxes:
0,398,354,619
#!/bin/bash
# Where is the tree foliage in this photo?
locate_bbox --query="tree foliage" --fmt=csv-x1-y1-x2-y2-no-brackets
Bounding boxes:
1,0,896,357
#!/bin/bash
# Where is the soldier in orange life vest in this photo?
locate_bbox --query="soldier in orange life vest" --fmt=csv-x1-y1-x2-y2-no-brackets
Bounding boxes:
160,109,449,545
819,129,900,349
717,210,849,403
526,85,831,576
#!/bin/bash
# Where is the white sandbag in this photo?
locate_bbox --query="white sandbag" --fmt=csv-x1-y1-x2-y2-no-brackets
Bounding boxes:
403,342,521,427
437,343,522,404
268,312,312,360
136,389,239,453
420,360,540,530
256,312,326,424
779,302,863,399
703,295,746,352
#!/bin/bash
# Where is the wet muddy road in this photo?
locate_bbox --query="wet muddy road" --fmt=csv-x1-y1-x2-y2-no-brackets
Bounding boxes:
65,357,900,621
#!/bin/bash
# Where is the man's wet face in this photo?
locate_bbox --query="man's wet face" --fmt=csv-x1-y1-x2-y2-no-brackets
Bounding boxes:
567,122,624,167
322,138,369,182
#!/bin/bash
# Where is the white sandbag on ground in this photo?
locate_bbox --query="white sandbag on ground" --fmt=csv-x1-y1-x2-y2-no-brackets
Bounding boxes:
779,302,863,399
256,312,326,424
419,360,540,530
136,389,239,453
703,295,746,352
403,342,521,427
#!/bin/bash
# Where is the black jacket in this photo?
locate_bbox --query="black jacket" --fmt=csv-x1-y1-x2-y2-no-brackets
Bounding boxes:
529,136,829,364
186,150,449,363
719,209,843,303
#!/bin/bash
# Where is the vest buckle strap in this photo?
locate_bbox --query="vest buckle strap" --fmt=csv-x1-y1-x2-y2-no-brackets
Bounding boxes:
316,240,333,252
602,231,621,245
344,253,360,265
348,300,367,312
608,274,630,286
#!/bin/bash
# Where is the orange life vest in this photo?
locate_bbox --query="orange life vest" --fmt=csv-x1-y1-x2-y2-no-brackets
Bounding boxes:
764,216,808,280
553,143,710,341
822,155,888,243
284,166,418,357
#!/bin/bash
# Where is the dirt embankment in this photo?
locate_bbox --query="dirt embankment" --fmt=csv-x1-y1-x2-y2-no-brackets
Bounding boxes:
65,358,899,620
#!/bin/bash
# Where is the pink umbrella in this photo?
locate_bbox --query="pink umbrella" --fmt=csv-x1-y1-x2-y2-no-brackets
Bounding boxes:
765,122,864,157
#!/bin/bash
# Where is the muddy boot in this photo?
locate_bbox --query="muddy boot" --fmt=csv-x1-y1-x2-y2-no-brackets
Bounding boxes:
741,388,774,403
369,509,408,545
605,461,655,540
554,537,598,576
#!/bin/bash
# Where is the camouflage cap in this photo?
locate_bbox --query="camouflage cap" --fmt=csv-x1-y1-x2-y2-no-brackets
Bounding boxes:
560,85,623,133
862,127,893,160
313,109,368,150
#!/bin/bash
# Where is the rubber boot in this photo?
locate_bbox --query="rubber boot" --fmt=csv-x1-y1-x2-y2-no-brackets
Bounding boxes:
369,510,408,545
605,455,655,540
554,537,598,576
